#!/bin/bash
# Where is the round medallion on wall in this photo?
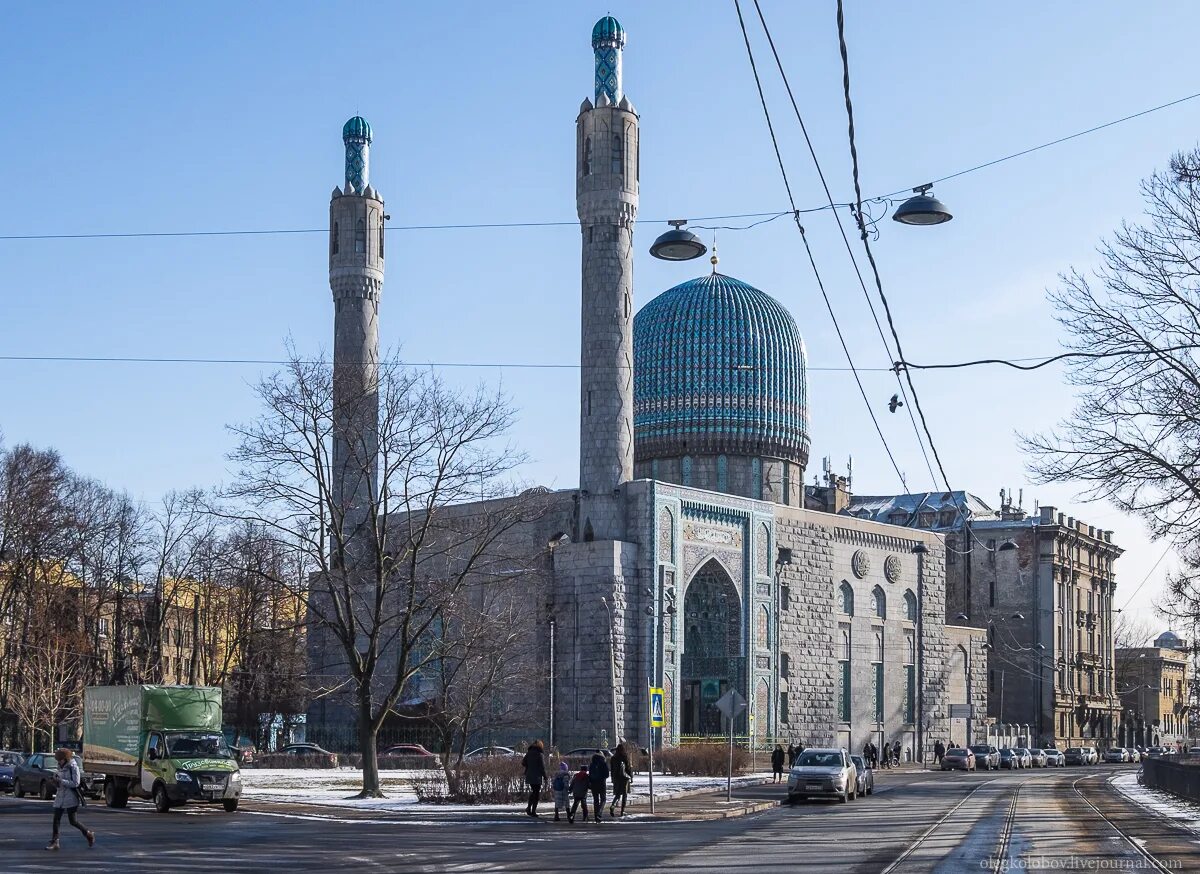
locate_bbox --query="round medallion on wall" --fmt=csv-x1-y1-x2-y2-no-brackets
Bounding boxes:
884,554,902,584
851,549,870,579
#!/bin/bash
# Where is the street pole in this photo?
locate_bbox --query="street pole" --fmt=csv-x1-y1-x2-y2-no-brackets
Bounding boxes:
727,713,733,802
548,618,555,750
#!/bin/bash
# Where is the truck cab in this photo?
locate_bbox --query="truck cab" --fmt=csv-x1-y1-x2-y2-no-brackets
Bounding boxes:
140,729,241,811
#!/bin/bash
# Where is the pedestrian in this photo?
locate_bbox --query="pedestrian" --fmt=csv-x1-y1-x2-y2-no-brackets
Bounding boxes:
934,740,945,766
771,744,785,783
609,743,632,817
568,765,590,823
892,741,902,767
46,748,94,851
521,740,547,817
551,762,571,822
786,743,797,768
862,740,873,770
588,752,609,821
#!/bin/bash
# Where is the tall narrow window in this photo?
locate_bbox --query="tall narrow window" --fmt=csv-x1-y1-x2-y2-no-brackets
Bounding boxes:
612,134,623,175
379,222,385,258
717,454,728,492
780,652,790,678
752,458,763,500
354,218,365,253
583,136,592,176
840,581,854,616
873,586,886,619
331,221,339,255
780,692,790,724
782,461,791,505
904,590,917,621
681,455,693,486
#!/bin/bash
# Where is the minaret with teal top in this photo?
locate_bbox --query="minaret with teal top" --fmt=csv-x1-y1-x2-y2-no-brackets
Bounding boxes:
329,116,384,562
576,16,639,542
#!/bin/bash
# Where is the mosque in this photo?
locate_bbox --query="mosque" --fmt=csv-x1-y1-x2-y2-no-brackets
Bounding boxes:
308,16,986,758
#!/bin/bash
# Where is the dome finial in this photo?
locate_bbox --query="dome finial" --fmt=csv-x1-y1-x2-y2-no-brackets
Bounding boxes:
592,16,625,104
342,116,372,191
710,240,719,274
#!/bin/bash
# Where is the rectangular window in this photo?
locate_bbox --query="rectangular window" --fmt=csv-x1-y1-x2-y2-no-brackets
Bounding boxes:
989,576,996,607
782,461,791,505
874,662,884,722
781,584,790,611
780,692,790,724
780,652,790,678
839,660,851,722
989,669,995,693
905,665,915,724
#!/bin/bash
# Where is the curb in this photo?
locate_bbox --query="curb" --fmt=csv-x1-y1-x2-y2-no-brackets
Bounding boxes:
650,798,779,821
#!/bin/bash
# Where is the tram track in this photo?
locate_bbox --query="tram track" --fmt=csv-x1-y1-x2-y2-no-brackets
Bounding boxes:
1071,775,1175,874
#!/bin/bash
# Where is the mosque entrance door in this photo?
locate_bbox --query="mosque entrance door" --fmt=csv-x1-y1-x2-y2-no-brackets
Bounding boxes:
680,559,744,737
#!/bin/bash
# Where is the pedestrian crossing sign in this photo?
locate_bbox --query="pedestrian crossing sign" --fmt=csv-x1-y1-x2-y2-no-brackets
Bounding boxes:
650,687,665,727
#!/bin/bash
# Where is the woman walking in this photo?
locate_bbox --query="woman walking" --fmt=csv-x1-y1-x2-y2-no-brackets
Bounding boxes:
771,744,786,783
609,743,632,817
521,740,547,817
47,748,94,851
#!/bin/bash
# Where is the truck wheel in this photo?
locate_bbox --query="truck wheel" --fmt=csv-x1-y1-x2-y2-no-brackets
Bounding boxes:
39,781,53,800
153,784,171,813
104,780,128,809
223,799,239,813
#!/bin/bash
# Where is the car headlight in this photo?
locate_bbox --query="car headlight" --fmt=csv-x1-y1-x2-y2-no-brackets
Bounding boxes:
176,771,192,782
229,771,241,782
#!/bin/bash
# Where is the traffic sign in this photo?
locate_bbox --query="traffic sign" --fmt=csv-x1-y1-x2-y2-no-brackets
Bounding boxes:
949,704,973,719
649,687,665,727
714,689,747,720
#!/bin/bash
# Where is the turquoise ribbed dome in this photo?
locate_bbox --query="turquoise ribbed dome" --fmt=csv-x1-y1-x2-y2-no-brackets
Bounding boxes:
633,273,809,465
592,15,625,46
342,116,372,142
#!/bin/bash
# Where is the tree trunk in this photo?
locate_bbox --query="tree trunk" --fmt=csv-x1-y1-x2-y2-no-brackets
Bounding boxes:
357,691,382,798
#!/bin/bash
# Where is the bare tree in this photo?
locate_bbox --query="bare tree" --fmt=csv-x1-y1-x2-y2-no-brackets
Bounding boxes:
225,356,540,797
1023,148,1200,620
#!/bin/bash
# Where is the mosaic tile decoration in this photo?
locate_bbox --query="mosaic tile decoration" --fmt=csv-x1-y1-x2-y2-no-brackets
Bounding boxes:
591,16,625,104
633,273,810,464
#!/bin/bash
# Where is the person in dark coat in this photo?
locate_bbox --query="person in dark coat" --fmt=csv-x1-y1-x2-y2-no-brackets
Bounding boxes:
934,740,946,766
863,741,876,770
521,740,547,817
786,743,797,768
568,766,590,823
587,752,610,821
609,743,632,817
892,740,902,766
771,744,786,783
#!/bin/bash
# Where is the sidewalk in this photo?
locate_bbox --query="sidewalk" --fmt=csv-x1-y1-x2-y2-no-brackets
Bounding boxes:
641,780,777,821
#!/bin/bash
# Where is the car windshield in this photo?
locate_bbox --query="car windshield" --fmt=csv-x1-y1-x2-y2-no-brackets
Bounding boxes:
970,746,991,755
166,732,231,759
0,753,22,766
1066,748,1082,754
795,751,844,767
1000,749,1013,755
851,756,866,769
1031,749,1044,755
947,749,969,756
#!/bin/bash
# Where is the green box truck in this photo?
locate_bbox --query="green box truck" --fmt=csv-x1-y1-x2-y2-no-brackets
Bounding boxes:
83,685,242,813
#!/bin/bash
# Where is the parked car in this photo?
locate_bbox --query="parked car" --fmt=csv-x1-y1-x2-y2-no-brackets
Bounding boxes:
252,743,339,768
229,745,256,766
381,744,439,768
970,745,1000,771
1064,747,1098,765
1028,749,1047,768
14,753,59,799
1126,748,1142,762
1014,748,1033,769
1085,747,1100,764
0,751,24,792
1146,746,1166,759
999,748,1022,770
1103,748,1129,764
562,747,612,767
1042,748,1065,767
1185,746,1200,757
463,745,518,761
787,748,857,803
941,748,976,772
850,754,874,797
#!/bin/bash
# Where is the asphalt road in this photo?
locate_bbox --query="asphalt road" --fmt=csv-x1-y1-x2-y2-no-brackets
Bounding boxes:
1,765,1195,872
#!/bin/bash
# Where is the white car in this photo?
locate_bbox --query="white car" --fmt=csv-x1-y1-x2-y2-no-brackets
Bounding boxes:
787,748,858,803
1042,748,1065,767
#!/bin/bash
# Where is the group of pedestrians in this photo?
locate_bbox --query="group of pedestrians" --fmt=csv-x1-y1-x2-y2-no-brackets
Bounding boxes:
522,740,634,823
769,741,807,782
863,739,903,769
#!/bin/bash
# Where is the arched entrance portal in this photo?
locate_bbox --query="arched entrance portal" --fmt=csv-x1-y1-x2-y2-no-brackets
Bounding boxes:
680,559,743,736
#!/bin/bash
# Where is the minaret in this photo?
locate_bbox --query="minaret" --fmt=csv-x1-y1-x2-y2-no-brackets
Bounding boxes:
329,116,384,558
577,16,638,542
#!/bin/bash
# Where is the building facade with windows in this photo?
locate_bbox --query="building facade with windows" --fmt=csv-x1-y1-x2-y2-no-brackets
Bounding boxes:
1116,632,1191,748
846,491,1123,749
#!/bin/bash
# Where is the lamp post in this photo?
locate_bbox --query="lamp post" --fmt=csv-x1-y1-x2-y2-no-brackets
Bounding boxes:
955,613,975,744
913,542,928,765
601,597,620,749
649,220,707,261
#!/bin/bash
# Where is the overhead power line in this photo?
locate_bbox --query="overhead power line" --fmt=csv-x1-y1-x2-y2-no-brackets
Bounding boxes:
1,89,1196,244
733,0,910,492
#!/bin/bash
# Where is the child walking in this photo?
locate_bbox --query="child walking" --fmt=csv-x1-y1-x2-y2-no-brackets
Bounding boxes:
551,762,571,822
568,766,590,823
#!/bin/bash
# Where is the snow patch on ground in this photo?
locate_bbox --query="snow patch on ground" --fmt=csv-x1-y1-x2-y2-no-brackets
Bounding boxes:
239,767,775,812
1110,771,1200,836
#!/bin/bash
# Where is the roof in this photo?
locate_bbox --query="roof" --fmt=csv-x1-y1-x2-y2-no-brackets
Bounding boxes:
633,273,809,465
342,116,372,142
844,491,996,530
592,15,625,46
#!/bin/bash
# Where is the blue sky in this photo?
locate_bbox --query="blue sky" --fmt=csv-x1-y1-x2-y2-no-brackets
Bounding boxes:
2,1,1196,633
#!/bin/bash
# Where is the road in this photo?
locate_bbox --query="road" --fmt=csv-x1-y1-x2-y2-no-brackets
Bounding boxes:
1,765,1195,872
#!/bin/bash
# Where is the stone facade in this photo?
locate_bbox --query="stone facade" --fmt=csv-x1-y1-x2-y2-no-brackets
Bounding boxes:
1116,640,1190,748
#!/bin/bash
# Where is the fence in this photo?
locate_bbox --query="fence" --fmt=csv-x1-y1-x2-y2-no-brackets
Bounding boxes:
1141,756,1200,803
